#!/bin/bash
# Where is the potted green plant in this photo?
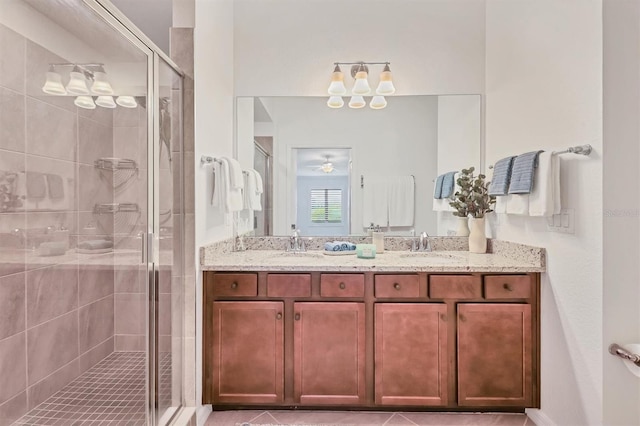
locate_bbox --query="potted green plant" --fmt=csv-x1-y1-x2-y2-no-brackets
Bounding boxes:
449,167,495,252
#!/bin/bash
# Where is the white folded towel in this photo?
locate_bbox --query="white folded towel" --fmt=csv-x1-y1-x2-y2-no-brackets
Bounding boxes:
529,152,561,216
495,195,508,214
254,169,264,195
388,175,415,226
223,157,244,189
506,194,529,215
362,175,389,228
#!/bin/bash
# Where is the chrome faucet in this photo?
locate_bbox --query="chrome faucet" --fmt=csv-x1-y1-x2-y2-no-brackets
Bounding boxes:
418,231,432,252
287,224,306,252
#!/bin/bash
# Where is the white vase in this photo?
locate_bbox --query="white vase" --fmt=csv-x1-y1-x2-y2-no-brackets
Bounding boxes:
468,217,487,253
456,216,470,237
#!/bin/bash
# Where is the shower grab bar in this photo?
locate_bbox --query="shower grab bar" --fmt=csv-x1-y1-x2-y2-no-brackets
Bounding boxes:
609,343,640,366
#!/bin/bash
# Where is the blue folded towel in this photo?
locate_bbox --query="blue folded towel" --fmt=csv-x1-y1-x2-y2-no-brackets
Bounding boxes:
488,156,516,196
324,241,356,251
324,242,341,251
433,174,444,199
440,171,457,198
508,151,544,194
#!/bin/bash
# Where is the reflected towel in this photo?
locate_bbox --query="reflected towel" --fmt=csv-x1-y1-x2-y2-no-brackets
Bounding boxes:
506,194,529,215
78,239,113,250
440,171,457,198
433,174,444,199
362,175,389,228
529,152,561,216
26,172,46,199
45,174,64,199
488,156,516,196
242,169,262,211
223,157,244,190
388,175,415,227
508,151,543,194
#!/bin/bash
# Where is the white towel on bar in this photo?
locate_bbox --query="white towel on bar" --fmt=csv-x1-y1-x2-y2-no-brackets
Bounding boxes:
212,158,244,212
362,175,389,228
388,175,415,226
495,195,508,214
223,157,244,190
529,152,561,216
243,169,262,211
506,194,529,215
254,169,264,195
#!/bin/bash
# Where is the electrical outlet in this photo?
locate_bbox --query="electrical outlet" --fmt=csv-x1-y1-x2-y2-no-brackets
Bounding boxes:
547,208,575,234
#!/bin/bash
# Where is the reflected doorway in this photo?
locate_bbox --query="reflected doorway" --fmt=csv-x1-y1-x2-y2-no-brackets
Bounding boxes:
254,138,273,236
295,148,351,236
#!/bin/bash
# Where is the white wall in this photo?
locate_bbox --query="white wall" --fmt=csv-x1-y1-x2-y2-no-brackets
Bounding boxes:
602,1,640,424
233,0,486,97
485,1,603,425
193,0,234,417
265,96,438,236
436,95,482,235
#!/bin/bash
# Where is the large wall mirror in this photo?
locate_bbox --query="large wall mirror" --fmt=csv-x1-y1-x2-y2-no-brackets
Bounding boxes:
235,95,482,237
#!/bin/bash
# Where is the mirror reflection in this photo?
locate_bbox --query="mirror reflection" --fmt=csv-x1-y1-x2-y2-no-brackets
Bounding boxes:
236,95,482,237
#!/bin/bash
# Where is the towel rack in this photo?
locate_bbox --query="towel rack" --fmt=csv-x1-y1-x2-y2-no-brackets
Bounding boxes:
609,343,640,366
489,144,592,169
360,174,415,188
200,155,223,166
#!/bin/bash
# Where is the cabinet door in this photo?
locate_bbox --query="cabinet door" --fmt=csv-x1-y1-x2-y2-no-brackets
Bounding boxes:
375,303,448,406
212,301,284,404
294,302,366,405
457,304,532,407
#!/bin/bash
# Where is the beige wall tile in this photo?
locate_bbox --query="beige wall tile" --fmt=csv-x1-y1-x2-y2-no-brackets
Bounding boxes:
114,265,143,293
25,98,77,162
79,266,114,306
114,334,145,352
78,116,113,165
79,336,113,373
114,292,145,335
184,151,194,214
0,87,25,153
27,359,79,410
184,275,195,339
79,295,114,353
0,273,25,340
78,104,114,127
0,391,27,425
0,332,26,404
27,311,78,384
0,25,25,93
78,163,113,213
26,264,78,327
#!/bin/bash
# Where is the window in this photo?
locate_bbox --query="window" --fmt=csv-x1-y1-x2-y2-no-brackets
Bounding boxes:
310,189,342,223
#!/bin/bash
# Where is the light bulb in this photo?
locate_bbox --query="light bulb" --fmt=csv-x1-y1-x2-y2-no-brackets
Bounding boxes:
95,95,116,108
327,96,344,108
91,68,114,95
369,95,387,110
116,96,137,108
348,96,366,109
66,66,90,95
74,95,96,109
376,64,396,95
327,64,347,95
352,70,371,95
42,68,66,95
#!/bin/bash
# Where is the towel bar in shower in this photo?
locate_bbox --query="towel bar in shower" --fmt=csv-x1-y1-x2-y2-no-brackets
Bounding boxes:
609,343,640,366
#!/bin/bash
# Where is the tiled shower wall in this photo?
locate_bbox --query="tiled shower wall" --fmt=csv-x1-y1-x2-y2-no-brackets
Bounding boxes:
0,24,119,423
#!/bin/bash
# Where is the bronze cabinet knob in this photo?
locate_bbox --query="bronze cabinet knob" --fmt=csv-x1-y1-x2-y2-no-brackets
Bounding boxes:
339,282,346,289
503,283,513,291
295,313,301,321
231,282,238,289
394,283,401,290
276,313,282,320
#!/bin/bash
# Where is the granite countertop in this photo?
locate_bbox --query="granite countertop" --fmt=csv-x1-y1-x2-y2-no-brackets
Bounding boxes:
200,238,546,273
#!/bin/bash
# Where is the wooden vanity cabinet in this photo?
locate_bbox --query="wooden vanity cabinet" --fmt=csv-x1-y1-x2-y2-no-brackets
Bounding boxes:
294,302,366,405
210,301,284,404
374,303,448,406
204,270,539,410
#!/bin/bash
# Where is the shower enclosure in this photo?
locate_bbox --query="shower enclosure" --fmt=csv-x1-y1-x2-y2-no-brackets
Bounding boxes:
0,0,186,424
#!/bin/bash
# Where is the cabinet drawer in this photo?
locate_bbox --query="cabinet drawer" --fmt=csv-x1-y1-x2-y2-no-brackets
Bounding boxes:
320,274,365,298
484,275,531,299
267,274,311,297
375,275,420,298
211,273,257,297
429,275,481,299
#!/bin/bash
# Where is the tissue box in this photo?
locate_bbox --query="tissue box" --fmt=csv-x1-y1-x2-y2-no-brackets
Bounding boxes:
356,243,376,259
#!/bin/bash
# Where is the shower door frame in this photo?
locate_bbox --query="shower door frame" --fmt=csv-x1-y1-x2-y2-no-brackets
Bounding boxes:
80,1,186,425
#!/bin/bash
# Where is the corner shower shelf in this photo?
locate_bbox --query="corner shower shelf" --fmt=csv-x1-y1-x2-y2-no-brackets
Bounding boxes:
95,158,139,189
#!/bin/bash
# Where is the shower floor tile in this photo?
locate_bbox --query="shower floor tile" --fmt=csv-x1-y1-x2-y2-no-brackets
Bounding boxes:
14,352,149,426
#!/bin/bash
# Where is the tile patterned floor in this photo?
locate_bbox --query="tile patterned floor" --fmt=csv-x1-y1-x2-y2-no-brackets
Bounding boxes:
206,410,537,426
14,352,148,426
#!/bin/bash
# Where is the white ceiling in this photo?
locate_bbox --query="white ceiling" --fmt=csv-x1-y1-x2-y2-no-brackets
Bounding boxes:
296,148,351,177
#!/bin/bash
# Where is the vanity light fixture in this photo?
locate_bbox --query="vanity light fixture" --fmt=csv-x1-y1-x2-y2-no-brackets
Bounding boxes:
66,65,90,95
42,65,67,95
116,95,138,108
74,95,96,109
95,95,117,109
327,62,394,109
90,65,114,95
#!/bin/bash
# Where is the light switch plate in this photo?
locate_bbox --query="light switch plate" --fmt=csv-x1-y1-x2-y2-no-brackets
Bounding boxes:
547,208,575,234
